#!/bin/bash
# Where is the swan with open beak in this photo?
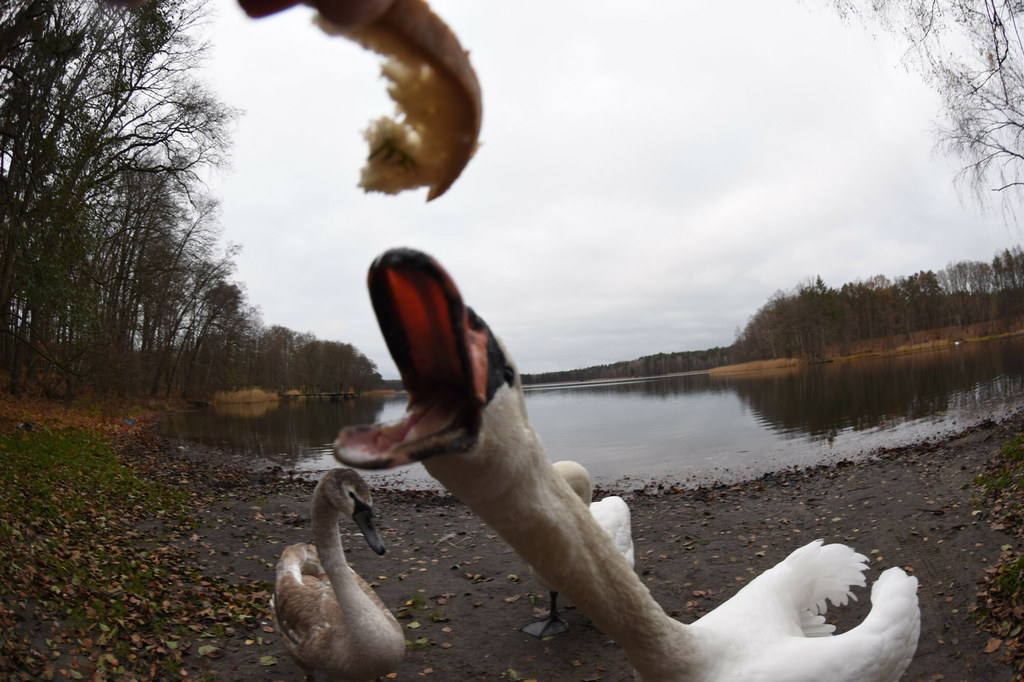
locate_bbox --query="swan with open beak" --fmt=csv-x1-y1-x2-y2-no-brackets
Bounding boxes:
334,248,513,468
333,248,920,682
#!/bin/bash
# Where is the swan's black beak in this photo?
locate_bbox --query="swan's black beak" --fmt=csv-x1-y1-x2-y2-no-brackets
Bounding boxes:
352,498,387,555
334,248,509,469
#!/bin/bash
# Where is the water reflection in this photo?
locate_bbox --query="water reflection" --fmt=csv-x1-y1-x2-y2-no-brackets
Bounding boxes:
158,336,1024,489
159,394,400,471
212,401,282,420
726,339,1024,440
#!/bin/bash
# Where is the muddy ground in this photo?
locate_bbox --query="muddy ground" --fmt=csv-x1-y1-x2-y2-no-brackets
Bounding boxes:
146,412,1022,680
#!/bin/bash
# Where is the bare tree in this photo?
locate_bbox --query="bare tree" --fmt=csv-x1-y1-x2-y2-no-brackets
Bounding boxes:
831,0,1024,208
0,0,236,395
0,0,389,399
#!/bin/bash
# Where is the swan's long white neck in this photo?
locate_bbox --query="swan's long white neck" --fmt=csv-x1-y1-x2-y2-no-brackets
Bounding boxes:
311,499,368,608
422,390,700,680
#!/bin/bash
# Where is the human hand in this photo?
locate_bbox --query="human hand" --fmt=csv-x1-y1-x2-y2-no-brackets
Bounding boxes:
238,0,395,26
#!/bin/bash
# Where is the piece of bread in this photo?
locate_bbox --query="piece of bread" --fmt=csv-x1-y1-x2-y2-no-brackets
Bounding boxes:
316,0,482,201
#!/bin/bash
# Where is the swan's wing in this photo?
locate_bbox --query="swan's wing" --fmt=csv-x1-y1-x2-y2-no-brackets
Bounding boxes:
277,543,322,584
298,544,326,578
695,540,867,639
274,544,339,650
732,568,920,682
275,557,404,679
274,575,335,649
589,496,634,568
830,567,920,679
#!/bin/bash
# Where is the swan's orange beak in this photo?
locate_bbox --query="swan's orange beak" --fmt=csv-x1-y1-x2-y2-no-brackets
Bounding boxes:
334,249,498,469
370,250,490,407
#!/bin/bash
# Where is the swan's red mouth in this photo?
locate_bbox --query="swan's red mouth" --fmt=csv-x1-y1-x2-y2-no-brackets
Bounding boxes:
333,249,494,469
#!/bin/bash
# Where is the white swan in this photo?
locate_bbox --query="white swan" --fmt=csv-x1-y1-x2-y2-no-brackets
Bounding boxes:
334,248,921,682
523,460,635,638
272,468,404,681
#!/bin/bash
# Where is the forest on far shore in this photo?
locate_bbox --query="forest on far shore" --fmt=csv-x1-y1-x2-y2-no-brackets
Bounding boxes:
521,244,1024,385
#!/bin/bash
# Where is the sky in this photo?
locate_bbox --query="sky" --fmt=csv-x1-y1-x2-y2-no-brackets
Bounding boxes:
196,0,1023,380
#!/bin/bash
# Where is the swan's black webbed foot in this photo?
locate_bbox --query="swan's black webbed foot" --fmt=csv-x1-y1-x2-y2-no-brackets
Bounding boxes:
522,613,569,638
522,591,569,638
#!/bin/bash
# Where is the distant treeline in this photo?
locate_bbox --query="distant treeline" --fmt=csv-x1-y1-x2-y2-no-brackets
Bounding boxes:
521,347,735,385
242,326,381,396
733,245,1024,362
523,244,1024,384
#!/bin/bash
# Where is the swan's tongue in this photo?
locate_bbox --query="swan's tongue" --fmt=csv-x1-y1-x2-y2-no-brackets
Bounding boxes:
334,248,491,469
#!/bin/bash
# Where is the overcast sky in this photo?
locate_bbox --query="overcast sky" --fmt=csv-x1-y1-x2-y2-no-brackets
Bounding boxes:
197,0,1022,380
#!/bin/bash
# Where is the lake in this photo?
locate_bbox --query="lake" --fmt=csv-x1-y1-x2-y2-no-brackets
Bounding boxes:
157,335,1024,490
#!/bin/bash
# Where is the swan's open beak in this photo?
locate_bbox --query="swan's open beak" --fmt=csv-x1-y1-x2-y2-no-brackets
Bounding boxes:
334,248,501,469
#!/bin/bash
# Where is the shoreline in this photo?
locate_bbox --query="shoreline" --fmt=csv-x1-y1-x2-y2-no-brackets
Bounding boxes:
241,399,1024,496
168,407,1023,681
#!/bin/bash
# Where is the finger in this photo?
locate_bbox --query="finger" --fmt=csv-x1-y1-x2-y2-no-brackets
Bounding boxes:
311,0,394,27
236,0,302,18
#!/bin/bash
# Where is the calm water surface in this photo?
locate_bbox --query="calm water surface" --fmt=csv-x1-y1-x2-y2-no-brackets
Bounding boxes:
158,336,1024,489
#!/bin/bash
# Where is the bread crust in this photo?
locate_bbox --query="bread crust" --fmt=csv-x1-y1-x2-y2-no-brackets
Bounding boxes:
317,0,482,201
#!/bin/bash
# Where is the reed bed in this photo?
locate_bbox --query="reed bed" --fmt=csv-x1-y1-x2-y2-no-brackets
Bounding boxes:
708,358,802,376
211,387,280,404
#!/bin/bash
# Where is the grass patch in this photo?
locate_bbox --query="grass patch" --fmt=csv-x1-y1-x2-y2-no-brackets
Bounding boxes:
1004,434,1024,462
0,428,268,679
973,431,1024,676
994,554,1024,597
975,471,1018,491
975,434,1024,494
